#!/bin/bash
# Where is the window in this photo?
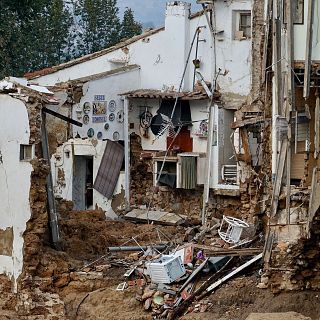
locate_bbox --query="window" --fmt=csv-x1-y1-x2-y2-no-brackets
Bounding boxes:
239,12,251,38
20,144,33,161
234,11,251,40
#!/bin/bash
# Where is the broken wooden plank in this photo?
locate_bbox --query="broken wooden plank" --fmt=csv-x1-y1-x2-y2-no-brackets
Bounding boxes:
307,167,320,237
270,139,288,217
192,245,262,256
205,253,263,293
124,209,185,226
315,95,320,159
41,112,60,248
230,116,268,129
263,227,275,267
237,128,252,164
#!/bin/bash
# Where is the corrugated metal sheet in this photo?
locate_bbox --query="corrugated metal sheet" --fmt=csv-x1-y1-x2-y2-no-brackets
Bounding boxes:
93,141,124,199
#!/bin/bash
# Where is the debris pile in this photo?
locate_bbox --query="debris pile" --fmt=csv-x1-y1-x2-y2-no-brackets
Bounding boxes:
98,215,264,319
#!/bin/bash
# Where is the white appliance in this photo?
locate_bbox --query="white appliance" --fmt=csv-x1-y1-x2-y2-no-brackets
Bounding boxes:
146,255,186,284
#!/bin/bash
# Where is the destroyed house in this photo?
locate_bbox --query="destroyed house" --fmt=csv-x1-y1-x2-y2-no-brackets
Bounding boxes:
26,0,254,220
256,0,320,291
0,78,62,290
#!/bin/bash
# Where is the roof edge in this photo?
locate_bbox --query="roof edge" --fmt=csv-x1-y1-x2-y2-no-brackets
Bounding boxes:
25,28,164,80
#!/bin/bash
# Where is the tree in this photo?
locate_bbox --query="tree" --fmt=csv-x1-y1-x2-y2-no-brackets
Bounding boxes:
120,8,142,40
0,0,73,77
44,0,73,66
76,0,121,55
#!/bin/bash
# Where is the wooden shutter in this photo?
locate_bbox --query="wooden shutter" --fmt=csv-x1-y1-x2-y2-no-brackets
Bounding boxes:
94,140,124,199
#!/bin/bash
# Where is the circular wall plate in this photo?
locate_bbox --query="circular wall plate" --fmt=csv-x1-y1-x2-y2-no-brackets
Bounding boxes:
109,113,115,121
104,123,109,131
97,131,103,140
113,131,120,141
116,110,124,123
108,100,117,112
87,128,94,138
83,102,91,114
83,114,90,125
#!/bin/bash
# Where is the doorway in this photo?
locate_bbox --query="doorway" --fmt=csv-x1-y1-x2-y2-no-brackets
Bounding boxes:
72,156,94,210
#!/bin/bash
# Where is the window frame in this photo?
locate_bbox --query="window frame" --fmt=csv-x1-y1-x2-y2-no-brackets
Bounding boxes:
233,10,252,40
20,144,34,161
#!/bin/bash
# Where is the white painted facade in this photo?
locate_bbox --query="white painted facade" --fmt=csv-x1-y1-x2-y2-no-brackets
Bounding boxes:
72,68,140,141
294,0,320,61
33,1,252,107
42,1,253,214
0,95,33,290
52,138,125,218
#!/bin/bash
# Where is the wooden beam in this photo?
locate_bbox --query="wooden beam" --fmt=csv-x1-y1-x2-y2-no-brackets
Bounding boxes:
43,107,83,127
303,0,315,99
41,112,60,248
192,245,262,256
230,116,268,129
270,139,288,217
238,128,252,164
307,167,320,237
205,253,263,293
315,94,320,159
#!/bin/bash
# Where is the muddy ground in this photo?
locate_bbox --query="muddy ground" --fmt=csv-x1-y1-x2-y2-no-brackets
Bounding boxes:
1,209,320,320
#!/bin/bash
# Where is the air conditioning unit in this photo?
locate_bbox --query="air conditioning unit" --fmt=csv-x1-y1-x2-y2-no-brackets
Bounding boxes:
221,165,237,182
146,255,186,284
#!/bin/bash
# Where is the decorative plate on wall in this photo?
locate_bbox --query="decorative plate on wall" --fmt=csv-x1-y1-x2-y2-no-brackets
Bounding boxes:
97,131,103,140
104,123,109,131
116,110,124,123
113,131,120,141
87,128,94,138
83,102,91,114
83,114,90,125
109,113,115,121
109,100,117,112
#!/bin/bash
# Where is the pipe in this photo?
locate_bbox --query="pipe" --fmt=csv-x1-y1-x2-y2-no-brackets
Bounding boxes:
108,245,168,252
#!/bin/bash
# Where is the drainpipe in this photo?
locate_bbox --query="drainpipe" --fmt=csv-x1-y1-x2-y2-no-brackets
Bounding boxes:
123,97,130,210
202,101,216,225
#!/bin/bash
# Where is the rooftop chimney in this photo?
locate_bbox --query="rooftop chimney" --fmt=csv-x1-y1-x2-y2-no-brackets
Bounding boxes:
164,2,191,90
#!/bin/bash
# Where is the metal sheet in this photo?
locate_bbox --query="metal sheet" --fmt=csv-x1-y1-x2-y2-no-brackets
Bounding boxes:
93,140,124,199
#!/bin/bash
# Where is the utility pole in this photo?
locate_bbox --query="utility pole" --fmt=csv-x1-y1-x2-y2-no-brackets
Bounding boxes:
197,0,216,226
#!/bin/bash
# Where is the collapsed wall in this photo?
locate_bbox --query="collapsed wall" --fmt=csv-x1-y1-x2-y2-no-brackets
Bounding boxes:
0,87,69,318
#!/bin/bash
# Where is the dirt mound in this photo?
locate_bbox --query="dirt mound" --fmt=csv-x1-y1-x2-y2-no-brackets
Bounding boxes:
58,205,184,260
181,275,320,320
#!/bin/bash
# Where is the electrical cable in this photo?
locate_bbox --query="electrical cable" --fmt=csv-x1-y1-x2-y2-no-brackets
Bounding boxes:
154,26,203,140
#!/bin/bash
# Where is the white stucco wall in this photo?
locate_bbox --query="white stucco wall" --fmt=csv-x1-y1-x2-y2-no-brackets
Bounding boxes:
294,0,320,61
33,1,252,105
73,68,141,141
52,138,124,218
128,98,208,153
0,95,33,289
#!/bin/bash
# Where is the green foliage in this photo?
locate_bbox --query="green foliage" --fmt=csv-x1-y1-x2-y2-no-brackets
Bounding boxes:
120,8,142,40
76,0,122,55
0,0,142,78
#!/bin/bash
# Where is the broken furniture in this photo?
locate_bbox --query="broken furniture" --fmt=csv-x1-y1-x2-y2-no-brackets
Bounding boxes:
218,215,249,244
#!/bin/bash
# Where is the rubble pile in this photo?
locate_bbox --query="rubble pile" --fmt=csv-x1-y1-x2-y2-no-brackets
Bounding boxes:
130,133,259,223
98,215,265,320
264,219,320,292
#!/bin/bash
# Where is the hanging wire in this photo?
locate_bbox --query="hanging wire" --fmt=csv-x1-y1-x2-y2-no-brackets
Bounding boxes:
154,26,203,141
